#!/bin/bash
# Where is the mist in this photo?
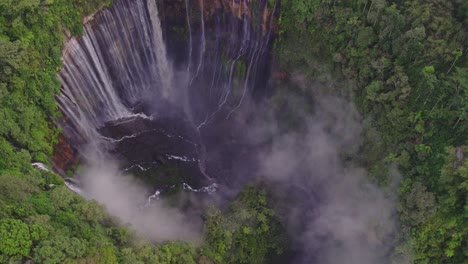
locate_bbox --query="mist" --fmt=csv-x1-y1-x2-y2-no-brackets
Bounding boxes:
80,148,202,243
250,93,398,264
54,0,399,260
72,87,398,263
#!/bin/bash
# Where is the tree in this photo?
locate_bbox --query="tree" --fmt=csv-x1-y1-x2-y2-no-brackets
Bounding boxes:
33,234,87,263
0,219,32,262
157,242,197,264
398,181,437,227
201,185,287,264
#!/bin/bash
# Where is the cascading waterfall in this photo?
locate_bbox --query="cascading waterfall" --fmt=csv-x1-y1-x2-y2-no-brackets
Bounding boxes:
186,0,277,129
57,0,279,190
57,0,173,141
147,0,173,98
227,0,278,118
52,0,281,246
192,0,205,81
185,0,193,74
51,1,399,260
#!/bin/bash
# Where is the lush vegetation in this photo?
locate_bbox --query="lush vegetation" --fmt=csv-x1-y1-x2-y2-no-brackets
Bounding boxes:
0,0,289,263
0,166,286,263
0,165,201,263
0,0,207,263
279,0,467,262
1,0,467,263
0,0,113,170
200,185,288,264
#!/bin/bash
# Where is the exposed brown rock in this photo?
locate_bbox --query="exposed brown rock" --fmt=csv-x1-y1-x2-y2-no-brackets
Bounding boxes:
53,133,79,174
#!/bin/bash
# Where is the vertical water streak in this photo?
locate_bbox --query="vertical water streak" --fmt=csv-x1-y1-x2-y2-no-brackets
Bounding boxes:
226,0,277,118
58,0,175,141
147,0,173,99
58,34,129,138
58,0,276,142
185,0,193,74
193,0,206,80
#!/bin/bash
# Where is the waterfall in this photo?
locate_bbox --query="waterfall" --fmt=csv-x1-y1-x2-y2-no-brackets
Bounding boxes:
147,0,173,98
57,0,173,140
227,0,278,118
56,0,279,187
52,0,279,243
188,0,277,128
57,0,277,139
185,0,193,74
192,0,205,81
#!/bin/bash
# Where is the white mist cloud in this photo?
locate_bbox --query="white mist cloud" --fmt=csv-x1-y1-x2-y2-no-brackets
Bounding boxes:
254,95,398,264
80,149,201,243
74,88,398,263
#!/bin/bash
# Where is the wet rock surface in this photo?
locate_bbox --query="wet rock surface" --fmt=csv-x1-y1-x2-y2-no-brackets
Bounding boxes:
98,112,208,190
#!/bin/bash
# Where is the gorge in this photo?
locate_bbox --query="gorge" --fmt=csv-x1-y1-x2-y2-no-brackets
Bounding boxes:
1,0,466,263
56,0,277,188
54,0,397,263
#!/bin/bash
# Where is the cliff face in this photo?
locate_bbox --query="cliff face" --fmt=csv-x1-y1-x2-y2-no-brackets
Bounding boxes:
159,0,279,66
53,0,280,181
160,0,280,126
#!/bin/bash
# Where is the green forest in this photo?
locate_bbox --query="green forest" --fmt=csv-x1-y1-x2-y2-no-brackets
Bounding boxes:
0,0,467,263
279,0,467,262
